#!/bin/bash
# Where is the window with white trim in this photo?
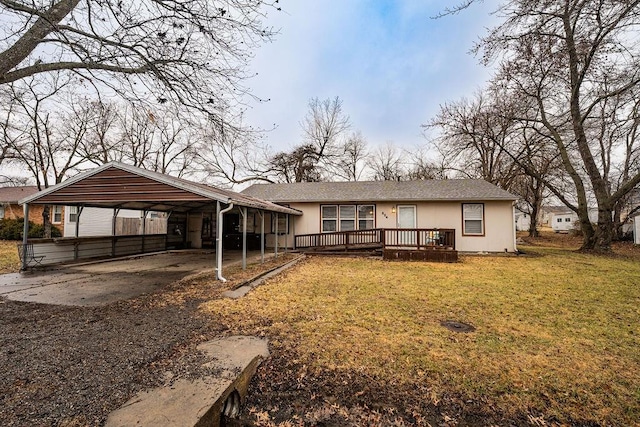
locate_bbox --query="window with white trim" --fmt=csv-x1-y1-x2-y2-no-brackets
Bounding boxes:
462,203,484,235
68,206,78,223
321,204,375,232
321,205,338,232
53,206,63,224
557,218,562,223
564,218,571,222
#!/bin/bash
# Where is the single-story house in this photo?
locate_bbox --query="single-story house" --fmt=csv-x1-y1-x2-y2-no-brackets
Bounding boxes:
0,186,66,233
241,180,519,253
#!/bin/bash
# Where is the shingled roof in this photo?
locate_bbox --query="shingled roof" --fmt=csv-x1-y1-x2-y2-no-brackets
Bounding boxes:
242,180,518,203
0,186,39,203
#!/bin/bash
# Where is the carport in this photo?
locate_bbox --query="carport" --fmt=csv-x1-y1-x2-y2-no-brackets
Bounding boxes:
18,162,301,280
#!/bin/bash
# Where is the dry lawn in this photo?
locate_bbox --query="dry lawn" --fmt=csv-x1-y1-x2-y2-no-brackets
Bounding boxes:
0,240,20,273
203,245,640,425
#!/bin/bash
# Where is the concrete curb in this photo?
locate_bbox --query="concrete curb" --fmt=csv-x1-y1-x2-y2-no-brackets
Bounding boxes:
106,336,269,427
222,255,305,299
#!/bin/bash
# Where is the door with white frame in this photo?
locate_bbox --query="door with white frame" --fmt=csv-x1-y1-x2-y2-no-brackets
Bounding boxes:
396,205,417,245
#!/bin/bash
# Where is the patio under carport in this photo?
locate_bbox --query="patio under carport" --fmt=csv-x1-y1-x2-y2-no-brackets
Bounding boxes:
18,162,301,279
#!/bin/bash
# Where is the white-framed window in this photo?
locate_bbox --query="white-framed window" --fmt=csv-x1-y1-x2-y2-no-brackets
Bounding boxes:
321,205,338,232
462,203,484,236
557,218,562,223
565,217,571,222
52,206,63,224
68,206,78,223
321,204,375,232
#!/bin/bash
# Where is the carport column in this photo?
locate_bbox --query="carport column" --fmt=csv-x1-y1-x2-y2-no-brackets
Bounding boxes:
292,214,296,250
241,207,247,270
216,201,234,281
21,203,29,271
258,210,265,264
274,212,279,259
284,214,289,253
112,208,120,257
74,207,84,260
141,210,147,253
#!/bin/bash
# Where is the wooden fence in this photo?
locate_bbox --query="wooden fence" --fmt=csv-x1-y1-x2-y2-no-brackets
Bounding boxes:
295,228,455,251
115,217,167,235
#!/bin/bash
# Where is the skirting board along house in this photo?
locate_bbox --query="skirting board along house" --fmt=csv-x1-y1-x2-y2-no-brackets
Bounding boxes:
242,180,519,253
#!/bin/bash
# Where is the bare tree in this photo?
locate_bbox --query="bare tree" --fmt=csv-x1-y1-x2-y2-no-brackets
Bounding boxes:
367,142,405,181
299,96,351,175
197,113,275,186
0,0,278,119
477,0,640,251
332,131,369,181
426,91,523,189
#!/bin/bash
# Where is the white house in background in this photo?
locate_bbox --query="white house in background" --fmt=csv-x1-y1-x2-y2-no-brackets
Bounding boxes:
515,211,532,232
62,206,156,237
551,211,579,233
634,216,640,244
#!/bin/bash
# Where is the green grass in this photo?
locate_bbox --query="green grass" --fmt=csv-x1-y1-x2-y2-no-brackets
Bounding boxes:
0,240,20,273
203,246,640,425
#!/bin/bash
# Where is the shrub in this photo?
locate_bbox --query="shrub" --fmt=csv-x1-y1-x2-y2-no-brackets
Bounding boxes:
0,218,62,240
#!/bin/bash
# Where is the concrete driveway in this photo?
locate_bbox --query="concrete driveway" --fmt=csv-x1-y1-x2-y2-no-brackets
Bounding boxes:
0,250,263,306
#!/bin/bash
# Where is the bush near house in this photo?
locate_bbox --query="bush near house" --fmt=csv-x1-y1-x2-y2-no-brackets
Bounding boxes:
0,218,62,240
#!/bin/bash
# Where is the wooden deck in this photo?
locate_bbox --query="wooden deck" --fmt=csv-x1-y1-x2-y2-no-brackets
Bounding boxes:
295,228,458,262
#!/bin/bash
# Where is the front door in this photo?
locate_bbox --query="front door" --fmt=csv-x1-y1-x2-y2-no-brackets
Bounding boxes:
397,205,416,245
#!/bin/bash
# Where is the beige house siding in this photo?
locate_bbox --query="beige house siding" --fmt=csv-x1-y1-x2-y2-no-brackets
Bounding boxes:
263,200,516,253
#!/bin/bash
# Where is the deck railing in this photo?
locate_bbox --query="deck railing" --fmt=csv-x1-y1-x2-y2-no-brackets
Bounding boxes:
295,228,383,249
294,228,455,250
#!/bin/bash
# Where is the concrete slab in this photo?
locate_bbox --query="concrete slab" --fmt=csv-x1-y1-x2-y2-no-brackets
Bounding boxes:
222,255,304,299
0,251,264,306
106,336,269,427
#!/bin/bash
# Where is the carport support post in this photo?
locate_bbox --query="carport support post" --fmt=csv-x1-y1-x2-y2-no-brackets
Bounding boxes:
284,214,289,253
112,208,120,257
241,207,247,270
74,207,84,260
258,210,265,264
274,212,279,259
21,203,29,270
141,210,147,253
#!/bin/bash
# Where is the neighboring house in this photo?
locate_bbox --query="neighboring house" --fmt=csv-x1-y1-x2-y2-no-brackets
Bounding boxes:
0,186,65,233
634,216,640,245
242,180,519,253
515,211,532,232
62,206,164,237
551,211,579,233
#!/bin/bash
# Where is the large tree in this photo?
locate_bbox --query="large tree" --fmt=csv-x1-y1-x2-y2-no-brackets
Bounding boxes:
0,1,277,114
454,0,640,251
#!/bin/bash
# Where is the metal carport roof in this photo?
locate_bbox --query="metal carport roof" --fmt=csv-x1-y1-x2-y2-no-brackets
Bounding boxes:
19,162,301,216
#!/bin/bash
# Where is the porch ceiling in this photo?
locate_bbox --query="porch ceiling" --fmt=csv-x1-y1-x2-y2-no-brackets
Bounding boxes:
19,162,302,216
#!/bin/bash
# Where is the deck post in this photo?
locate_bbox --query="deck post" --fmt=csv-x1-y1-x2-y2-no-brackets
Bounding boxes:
416,229,421,250
241,207,247,270
21,203,29,271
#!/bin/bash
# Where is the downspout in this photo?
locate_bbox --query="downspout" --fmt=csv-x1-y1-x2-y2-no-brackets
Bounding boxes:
216,201,234,282
512,202,518,253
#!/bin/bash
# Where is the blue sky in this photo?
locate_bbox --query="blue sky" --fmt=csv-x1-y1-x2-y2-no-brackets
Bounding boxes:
244,0,500,153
